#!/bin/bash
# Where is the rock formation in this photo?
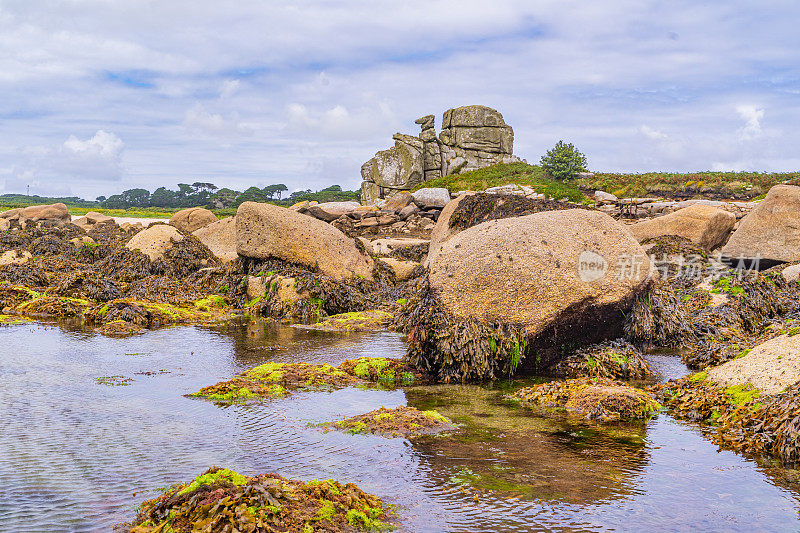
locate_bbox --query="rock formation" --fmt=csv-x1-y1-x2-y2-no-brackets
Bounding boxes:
360,105,520,204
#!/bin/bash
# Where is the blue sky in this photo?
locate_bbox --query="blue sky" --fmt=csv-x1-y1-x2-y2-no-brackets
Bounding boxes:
0,0,798,199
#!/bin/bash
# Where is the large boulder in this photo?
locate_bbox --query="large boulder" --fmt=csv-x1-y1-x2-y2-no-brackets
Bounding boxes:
430,209,653,339
192,216,237,262
707,334,800,394
722,185,800,263
170,207,218,233
125,224,184,261
1,203,70,224
630,205,736,251
306,201,360,222
235,202,374,281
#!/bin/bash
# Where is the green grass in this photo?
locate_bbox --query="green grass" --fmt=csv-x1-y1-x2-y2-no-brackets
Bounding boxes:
413,163,589,203
576,171,800,199
412,163,800,202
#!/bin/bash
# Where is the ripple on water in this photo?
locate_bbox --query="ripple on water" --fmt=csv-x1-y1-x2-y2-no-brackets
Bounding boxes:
0,320,799,532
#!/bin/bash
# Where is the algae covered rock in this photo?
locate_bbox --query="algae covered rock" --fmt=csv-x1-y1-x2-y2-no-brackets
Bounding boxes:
722,184,800,262
513,377,660,421
329,405,454,437
630,204,736,251
236,202,374,281
127,467,393,532
656,372,800,464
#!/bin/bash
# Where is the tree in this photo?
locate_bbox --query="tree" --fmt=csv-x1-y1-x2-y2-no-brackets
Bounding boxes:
150,187,177,207
539,141,588,181
236,186,268,204
263,183,288,200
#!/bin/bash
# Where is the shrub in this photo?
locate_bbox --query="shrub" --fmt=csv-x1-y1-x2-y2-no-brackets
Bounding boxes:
540,141,588,181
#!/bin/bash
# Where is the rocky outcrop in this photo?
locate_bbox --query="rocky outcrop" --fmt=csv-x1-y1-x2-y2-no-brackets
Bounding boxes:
192,216,237,262
169,207,218,233
630,205,736,251
722,185,800,263
235,202,374,281
360,105,520,204
124,224,184,261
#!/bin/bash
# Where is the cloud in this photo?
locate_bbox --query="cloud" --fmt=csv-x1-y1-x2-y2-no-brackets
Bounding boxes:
286,102,396,140
639,125,669,141
736,105,765,140
55,130,125,180
184,104,253,136
0,1,799,198
219,79,240,99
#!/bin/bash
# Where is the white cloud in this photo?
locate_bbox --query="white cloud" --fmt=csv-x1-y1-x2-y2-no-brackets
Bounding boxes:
0,1,799,197
54,130,125,181
639,125,669,141
219,79,240,99
184,104,253,136
736,104,765,140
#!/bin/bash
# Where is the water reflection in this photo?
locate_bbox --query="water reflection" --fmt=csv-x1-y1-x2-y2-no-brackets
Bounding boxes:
0,320,799,532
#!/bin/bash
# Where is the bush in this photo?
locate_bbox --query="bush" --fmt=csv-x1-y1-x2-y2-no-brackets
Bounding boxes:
540,141,588,181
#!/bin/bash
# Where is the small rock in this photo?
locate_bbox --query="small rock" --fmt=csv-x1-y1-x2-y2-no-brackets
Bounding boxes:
412,187,451,209
0,250,32,266
594,191,618,205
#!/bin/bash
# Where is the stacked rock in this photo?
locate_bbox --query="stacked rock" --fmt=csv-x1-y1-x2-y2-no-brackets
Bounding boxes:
360,105,522,205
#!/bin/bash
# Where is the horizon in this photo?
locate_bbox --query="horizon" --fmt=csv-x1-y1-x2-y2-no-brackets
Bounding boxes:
1,1,799,199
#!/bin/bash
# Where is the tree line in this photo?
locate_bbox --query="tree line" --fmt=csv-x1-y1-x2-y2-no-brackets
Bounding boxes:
95,182,359,209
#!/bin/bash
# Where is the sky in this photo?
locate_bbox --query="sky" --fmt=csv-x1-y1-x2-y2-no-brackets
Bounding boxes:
0,1,798,200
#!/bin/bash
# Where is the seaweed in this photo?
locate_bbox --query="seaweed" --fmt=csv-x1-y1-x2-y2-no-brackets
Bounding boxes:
448,193,589,232
547,339,654,381
328,406,454,437
126,467,393,532
655,375,800,464
513,377,661,421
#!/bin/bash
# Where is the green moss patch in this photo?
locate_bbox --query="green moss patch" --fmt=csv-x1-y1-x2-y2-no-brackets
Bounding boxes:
126,467,394,532
329,406,454,438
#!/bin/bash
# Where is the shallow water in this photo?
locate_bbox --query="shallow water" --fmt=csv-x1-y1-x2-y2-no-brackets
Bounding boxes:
1,320,799,532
